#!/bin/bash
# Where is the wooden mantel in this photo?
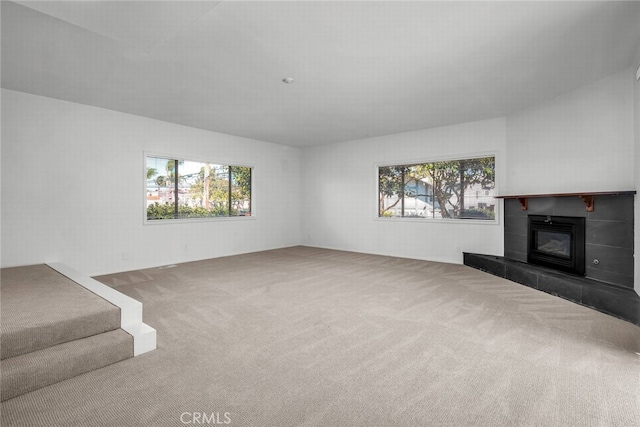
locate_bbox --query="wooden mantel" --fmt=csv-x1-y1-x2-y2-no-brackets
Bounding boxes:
495,191,636,212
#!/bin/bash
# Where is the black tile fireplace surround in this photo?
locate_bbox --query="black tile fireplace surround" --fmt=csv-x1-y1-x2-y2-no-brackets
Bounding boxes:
464,193,639,326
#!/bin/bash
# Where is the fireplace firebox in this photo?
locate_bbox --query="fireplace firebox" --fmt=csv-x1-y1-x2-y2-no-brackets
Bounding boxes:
527,215,585,276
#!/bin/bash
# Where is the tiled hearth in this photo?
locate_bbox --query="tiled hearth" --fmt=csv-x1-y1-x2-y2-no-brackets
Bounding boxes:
464,193,639,326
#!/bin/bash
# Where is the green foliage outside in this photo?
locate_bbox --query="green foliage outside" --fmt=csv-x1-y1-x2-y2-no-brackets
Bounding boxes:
146,159,252,220
147,202,229,220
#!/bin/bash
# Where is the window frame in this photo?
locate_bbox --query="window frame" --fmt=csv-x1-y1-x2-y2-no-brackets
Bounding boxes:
143,152,254,225
375,153,500,225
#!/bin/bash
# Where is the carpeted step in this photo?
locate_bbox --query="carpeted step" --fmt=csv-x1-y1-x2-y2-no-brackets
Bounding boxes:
1,329,133,401
1,265,121,359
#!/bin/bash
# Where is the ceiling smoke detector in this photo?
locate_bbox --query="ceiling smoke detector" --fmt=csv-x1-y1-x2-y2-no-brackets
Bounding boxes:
282,77,295,84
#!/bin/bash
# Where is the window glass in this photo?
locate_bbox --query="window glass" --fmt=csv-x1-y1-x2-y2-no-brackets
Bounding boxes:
146,156,252,221
378,156,495,220
230,166,252,216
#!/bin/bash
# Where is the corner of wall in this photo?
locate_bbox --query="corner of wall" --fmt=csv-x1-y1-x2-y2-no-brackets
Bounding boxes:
0,93,3,270
634,43,640,296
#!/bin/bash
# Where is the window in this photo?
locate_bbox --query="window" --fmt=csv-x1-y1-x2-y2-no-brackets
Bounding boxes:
145,155,252,221
378,156,495,220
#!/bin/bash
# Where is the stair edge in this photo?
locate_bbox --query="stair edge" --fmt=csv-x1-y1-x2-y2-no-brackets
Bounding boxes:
47,262,156,356
1,329,133,401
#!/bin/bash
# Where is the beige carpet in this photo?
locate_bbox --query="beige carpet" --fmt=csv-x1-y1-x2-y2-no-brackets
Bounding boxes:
2,246,639,426
1,264,121,359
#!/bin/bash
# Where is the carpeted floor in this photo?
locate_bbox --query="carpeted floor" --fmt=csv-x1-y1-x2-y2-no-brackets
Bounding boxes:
1,264,121,360
2,246,639,426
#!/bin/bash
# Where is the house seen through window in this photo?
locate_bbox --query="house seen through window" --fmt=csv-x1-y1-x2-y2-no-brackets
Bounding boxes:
379,156,495,220
146,156,252,220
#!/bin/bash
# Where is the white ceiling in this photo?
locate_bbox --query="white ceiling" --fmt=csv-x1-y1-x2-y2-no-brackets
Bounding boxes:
2,1,640,147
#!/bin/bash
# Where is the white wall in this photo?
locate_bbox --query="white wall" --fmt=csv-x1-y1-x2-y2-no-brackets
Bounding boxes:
300,67,636,267
1,89,302,276
2,65,637,276
301,118,507,264
505,67,635,195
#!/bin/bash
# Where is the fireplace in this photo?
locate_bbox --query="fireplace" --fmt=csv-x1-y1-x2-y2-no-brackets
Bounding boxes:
528,215,585,276
465,193,637,325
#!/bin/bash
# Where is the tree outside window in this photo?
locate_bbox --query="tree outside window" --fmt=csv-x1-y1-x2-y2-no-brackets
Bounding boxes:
379,156,495,220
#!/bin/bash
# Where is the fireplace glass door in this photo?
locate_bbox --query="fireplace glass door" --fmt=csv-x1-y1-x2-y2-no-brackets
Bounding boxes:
535,230,571,259
528,215,585,276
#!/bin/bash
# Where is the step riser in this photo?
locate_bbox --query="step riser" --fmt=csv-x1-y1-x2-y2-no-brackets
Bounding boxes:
1,264,122,360
1,329,133,401
1,310,121,360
